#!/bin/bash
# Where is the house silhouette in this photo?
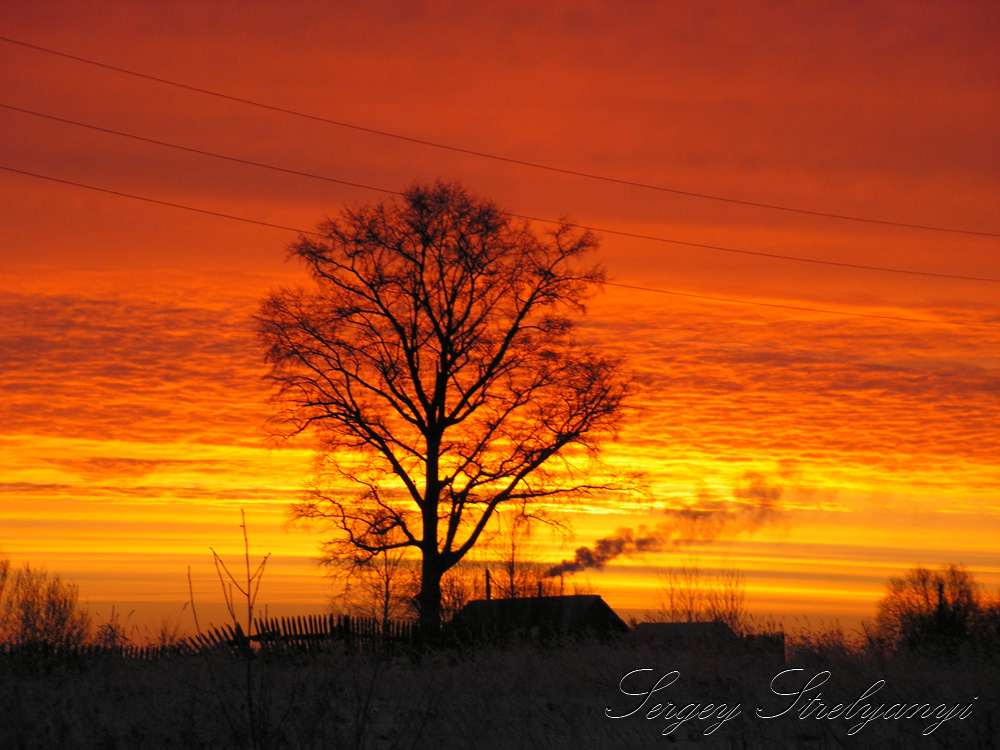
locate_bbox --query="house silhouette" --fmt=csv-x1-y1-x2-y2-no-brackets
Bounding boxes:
447,595,629,640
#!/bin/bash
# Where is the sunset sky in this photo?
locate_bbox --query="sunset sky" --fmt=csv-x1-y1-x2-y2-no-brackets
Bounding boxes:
1,1,997,634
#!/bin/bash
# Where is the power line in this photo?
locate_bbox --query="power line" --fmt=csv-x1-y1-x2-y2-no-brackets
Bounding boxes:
519,215,1000,284
4,102,998,285
0,165,316,235
2,34,998,239
0,104,402,200
2,164,997,330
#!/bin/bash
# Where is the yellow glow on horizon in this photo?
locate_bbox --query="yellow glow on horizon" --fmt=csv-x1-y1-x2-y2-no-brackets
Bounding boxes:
2,4,997,638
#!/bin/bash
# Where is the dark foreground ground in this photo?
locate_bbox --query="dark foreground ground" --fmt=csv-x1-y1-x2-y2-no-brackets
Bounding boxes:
0,633,996,749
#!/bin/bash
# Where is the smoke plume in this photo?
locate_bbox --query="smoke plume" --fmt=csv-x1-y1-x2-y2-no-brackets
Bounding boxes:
546,472,783,577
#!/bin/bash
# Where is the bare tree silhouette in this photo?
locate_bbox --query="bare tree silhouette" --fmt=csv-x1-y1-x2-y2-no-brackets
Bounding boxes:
326,534,416,629
487,509,559,600
0,554,91,648
258,182,632,632
651,563,748,632
874,563,984,651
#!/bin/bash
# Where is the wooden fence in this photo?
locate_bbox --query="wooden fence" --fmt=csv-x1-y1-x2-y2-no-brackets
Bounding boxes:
188,614,421,655
0,614,423,666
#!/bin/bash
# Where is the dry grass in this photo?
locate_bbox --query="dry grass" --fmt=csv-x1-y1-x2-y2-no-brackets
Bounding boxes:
0,630,995,749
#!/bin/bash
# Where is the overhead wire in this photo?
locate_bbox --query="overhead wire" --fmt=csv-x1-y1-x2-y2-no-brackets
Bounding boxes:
3,102,997,284
0,165,314,235
3,164,997,330
2,34,998,239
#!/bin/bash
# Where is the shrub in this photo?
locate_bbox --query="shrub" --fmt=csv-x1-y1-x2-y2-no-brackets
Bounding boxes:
874,563,997,653
0,555,91,648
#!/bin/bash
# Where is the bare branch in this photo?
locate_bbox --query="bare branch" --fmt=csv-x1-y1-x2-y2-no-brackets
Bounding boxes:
257,182,633,629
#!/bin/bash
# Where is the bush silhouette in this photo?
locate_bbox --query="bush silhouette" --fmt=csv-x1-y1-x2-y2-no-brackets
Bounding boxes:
874,563,997,653
0,554,91,648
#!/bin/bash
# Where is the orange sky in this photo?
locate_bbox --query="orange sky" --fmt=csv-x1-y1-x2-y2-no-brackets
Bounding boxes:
1,1,997,634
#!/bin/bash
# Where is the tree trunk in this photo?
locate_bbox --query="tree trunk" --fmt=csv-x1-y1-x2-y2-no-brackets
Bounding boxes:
417,553,443,638
420,432,443,637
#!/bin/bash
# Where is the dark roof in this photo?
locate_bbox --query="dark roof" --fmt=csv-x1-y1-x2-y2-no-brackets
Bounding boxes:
448,595,629,636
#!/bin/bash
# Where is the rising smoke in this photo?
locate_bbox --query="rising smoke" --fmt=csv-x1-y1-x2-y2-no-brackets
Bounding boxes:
546,472,783,577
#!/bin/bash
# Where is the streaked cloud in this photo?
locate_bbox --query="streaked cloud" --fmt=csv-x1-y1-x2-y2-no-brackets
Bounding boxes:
0,1,996,628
